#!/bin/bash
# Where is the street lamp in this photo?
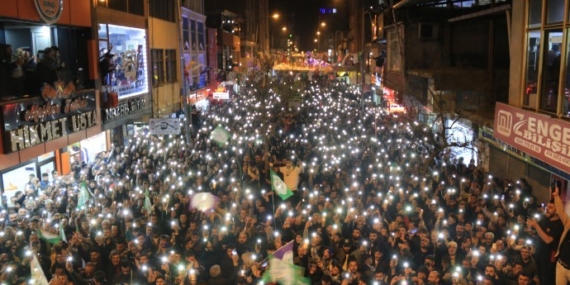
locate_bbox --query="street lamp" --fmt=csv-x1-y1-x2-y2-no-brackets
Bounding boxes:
321,22,326,27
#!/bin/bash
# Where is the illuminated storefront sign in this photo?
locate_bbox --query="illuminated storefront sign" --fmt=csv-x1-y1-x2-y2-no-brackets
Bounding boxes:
3,89,97,153
494,103,570,172
104,98,146,121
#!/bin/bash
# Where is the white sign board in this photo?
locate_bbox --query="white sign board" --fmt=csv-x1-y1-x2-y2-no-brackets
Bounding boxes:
213,92,230,100
149,118,181,135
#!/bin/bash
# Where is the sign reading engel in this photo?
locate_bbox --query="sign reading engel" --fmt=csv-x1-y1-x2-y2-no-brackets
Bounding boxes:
494,103,570,172
149,118,181,135
34,0,64,24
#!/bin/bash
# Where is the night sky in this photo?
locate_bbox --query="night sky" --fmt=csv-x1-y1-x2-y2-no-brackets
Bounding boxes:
269,0,344,51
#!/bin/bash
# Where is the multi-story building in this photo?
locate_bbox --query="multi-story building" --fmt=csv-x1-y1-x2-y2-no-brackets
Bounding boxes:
95,0,152,143
181,0,211,109
148,0,181,117
498,0,570,200
0,0,99,204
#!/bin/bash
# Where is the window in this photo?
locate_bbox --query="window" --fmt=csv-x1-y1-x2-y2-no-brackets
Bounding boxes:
540,29,562,113
387,29,402,72
151,49,164,86
128,0,144,16
547,0,564,24
198,22,205,51
528,0,542,28
165,49,177,83
100,24,148,99
183,17,189,50
523,30,541,108
107,0,127,12
191,20,197,51
100,0,144,16
150,0,175,22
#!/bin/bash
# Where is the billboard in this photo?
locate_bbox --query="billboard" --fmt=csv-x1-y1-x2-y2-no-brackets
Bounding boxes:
493,103,570,173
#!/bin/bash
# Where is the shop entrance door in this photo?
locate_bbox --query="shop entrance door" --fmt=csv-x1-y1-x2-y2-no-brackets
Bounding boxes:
31,28,51,56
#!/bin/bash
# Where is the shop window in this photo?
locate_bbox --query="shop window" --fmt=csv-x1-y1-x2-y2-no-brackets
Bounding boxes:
547,0,564,24
528,0,542,28
165,49,177,83
540,29,562,113
183,17,189,51
100,24,148,99
523,30,541,108
150,0,175,22
98,24,108,39
151,49,165,86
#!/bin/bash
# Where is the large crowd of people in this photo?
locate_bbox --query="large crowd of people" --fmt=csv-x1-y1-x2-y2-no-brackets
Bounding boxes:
0,78,561,285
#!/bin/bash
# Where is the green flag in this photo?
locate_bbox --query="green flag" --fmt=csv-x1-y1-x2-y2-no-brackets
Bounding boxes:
38,229,61,244
270,169,294,200
210,126,231,146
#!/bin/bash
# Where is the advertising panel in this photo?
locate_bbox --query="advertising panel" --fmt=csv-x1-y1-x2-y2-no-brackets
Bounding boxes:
493,103,570,173
149,118,181,135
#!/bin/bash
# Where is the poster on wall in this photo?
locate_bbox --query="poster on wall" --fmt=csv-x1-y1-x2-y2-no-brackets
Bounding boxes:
2,163,37,207
80,133,107,164
149,118,181,135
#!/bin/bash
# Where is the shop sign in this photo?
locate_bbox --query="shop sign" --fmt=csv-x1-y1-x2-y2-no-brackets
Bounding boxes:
149,118,181,135
34,0,64,24
2,89,97,153
213,92,229,100
494,103,570,173
104,98,146,121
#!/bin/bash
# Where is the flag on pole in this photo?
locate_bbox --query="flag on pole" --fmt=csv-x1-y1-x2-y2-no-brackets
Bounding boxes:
210,126,231,146
37,229,61,244
274,240,294,262
30,255,49,285
270,170,294,200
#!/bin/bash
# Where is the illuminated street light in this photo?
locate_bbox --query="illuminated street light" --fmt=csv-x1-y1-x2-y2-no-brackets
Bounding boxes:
282,27,287,31
321,22,326,27
272,13,279,19
317,31,321,35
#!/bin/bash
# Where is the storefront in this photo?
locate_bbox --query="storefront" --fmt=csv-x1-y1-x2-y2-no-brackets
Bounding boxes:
95,5,152,144
484,103,570,203
0,0,100,183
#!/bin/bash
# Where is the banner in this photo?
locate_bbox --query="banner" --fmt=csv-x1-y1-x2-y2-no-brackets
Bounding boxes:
149,118,181,135
493,103,570,173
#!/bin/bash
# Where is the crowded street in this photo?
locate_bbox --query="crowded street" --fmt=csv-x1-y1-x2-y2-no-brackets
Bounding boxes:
0,76,552,285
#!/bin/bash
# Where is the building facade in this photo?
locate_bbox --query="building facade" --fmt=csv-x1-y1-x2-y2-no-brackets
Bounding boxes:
495,0,570,201
0,0,99,204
